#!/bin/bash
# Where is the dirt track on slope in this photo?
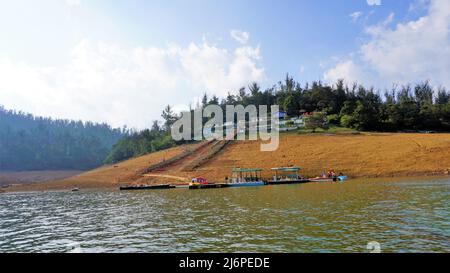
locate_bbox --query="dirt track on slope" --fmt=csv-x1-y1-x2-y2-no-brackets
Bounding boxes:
5,133,450,192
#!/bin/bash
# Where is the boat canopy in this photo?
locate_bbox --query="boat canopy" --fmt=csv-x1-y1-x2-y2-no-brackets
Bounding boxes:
271,167,302,172
231,167,263,182
232,167,263,173
270,166,302,182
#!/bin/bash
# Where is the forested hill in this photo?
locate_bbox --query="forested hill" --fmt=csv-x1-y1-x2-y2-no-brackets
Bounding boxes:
0,106,127,171
105,78,450,164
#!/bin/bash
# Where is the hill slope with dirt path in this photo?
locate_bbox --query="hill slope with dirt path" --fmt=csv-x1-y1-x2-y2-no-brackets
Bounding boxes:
5,133,450,192
5,143,200,191
194,132,450,181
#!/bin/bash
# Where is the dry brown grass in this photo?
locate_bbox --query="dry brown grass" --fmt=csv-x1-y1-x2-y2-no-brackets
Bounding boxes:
176,133,450,182
6,133,450,192
6,143,200,191
0,170,83,186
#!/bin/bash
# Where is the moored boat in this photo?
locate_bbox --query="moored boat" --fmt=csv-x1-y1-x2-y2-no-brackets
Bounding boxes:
267,167,310,185
226,168,266,187
188,177,228,189
337,175,348,181
309,175,348,182
266,179,310,185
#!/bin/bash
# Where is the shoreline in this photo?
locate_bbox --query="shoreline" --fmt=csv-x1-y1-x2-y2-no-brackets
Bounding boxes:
3,133,450,193
3,173,450,194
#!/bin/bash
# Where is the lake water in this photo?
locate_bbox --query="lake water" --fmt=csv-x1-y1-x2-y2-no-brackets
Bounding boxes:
0,178,449,253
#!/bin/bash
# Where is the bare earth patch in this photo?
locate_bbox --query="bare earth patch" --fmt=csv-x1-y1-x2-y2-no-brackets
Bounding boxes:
193,133,450,181
0,170,84,186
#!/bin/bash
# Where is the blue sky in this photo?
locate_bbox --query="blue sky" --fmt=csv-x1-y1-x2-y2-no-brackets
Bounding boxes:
0,0,448,128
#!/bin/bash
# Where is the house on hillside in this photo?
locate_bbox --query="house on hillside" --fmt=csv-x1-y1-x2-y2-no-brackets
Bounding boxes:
274,111,287,119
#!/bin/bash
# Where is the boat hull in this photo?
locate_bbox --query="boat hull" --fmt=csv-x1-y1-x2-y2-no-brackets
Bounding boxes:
309,178,334,182
310,176,347,182
266,179,310,185
226,181,265,187
338,175,348,181
174,185,190,189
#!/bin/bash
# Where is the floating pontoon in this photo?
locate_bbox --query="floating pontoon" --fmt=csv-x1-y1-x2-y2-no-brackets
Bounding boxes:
119,184,175,190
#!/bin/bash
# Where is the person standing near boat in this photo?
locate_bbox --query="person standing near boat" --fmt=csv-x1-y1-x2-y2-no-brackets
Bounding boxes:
327,169,337,181
327,170,333,178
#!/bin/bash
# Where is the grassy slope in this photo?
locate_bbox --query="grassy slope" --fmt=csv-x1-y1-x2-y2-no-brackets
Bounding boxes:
6,143,200,191
0,170,84,186
192,133,450,181
5,133,450,191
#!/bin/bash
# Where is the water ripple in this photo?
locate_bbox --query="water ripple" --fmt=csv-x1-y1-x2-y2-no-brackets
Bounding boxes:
0,178,449,252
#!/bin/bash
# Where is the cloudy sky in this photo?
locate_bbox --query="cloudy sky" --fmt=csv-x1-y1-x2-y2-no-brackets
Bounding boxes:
0,0,449,128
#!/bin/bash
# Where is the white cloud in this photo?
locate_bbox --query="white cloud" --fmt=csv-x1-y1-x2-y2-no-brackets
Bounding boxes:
230,30,250,44
350,11,364,23
299,65,305,73
0,39,265,128
367,0,381,6
409,0,430,12
324,0,450,89
382,12,395,26
324,60,369,86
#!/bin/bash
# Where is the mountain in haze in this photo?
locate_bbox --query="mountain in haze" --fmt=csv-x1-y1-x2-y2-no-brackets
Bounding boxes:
0,106,127,171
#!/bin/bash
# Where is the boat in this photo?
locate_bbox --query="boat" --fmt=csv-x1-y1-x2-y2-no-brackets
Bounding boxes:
174,183,190,189
227,181,265,187
71,188,80,192
226,168,266,187
119,184,174,190
266,167,310,185
309,177,334,182
337,175,348,181
190,177,209,185
309,175,348,182
188,177,229,189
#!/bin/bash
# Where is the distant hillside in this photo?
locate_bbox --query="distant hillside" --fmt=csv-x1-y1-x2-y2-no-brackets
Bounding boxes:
0,106,126,171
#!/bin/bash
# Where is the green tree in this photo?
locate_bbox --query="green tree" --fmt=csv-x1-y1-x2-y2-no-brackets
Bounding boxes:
151,120,161,133
305,112,328,133
350,90,382,131
208,95,219,105
436,87,449,104
201,93,208,108
161,105,177,131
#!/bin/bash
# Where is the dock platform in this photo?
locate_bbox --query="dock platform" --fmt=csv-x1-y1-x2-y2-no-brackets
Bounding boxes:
188,183,230,190
119,184,175,190
266,179,310,185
